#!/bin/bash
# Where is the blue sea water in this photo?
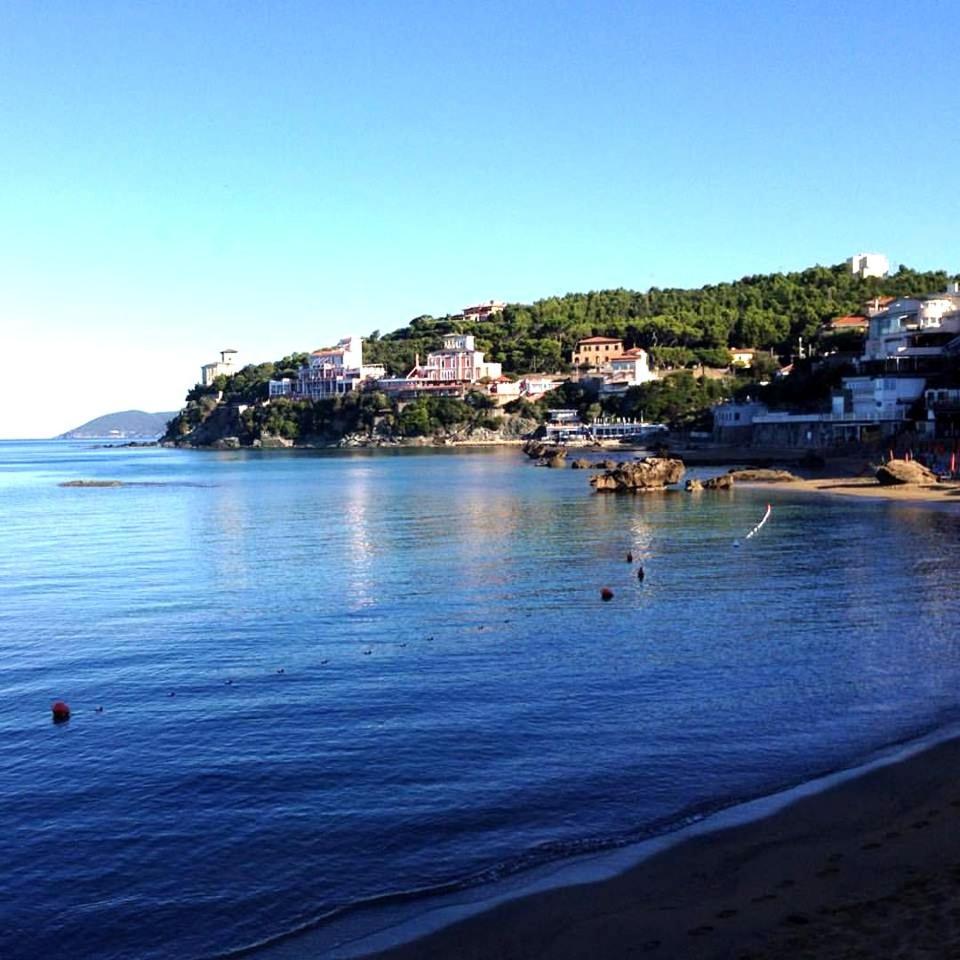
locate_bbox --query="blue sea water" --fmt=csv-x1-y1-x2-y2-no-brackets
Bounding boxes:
2,440,960,959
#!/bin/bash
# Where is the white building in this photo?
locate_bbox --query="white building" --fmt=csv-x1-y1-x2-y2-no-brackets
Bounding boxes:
200,348,238,387
847,252,890,279
269,336,385,400
712,400,770,443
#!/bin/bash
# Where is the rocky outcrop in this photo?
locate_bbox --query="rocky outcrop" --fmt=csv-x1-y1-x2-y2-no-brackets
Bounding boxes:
522,440,567,461
544,452,567,468
570,458,590,469
728,468,799,483
591,457,685,492
703,474,734,490
875,459,939,486
685,478,703,491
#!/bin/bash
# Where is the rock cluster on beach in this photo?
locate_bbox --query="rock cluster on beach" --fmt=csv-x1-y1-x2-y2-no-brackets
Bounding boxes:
875,458,939,486
590,458,685,492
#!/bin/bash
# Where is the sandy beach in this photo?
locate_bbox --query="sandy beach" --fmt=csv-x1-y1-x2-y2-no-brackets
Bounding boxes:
785,475,960,506
358,734,960,960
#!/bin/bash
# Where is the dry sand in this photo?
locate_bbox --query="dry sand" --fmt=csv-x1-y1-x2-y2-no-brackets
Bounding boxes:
784,475,960,506
361,736,960,960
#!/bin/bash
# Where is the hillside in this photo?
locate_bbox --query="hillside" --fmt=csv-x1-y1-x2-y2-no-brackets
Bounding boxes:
57,410,178,440
164,261,958,446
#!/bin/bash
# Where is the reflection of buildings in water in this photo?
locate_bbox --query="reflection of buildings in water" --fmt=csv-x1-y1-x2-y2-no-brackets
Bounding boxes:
343,465,376,610
204,479,253,590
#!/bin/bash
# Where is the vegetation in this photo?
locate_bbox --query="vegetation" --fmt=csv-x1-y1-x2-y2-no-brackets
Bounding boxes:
163,261,957,444
363,263,952,376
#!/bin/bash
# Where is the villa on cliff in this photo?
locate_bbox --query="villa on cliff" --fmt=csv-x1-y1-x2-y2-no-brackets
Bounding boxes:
268,337,386,400
200,348,238,387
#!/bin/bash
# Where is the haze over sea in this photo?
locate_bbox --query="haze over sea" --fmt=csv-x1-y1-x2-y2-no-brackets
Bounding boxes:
3,441,960,959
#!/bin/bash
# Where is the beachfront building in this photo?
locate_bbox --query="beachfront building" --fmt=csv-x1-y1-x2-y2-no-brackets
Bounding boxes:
268,337,386,400
847,252,889,279
712,400,770,444
571,336,624,372
201,349,238,387
750,286,960,447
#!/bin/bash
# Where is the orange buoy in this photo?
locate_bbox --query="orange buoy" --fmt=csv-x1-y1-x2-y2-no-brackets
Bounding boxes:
601,587,614,601
51,700,71,722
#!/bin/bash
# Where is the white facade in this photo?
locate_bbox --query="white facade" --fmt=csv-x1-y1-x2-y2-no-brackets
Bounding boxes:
847,252,890,279
864,294,960,361
200,348,238,387
609,348,656,384
269,336,385,400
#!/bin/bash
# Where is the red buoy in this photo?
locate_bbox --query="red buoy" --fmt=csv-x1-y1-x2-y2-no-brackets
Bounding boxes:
51,700,71,722
601,587,614,601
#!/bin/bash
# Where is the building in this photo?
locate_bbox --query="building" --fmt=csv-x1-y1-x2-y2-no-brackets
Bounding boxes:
201,349,238,387
730,347,757,368
750,286,960,447
571,336,624,371
712,400,770,444
519,376,561,400
821,314,869,336
462,301,506,322
269,336,385,400
847,252,890,279
409,334,502,382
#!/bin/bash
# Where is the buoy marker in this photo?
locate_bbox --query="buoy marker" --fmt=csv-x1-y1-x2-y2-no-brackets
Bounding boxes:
51,701,71,722
601,587,615,601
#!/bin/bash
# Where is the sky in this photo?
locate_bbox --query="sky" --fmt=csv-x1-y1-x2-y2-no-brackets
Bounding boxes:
1,0,958,438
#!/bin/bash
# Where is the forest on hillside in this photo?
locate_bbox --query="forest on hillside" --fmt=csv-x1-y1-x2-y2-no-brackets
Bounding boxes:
363,263,952,375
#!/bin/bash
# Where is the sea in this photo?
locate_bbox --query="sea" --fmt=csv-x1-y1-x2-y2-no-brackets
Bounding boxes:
2,439,960,960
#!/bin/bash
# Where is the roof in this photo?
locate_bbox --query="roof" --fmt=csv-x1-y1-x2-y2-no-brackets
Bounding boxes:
614,348,648,359
827,315,868,327
731,346,757,354
312,348,345,357
576,336,623,345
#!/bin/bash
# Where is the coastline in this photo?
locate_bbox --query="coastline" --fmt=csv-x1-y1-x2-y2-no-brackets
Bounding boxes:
352,731,960,960
243,728,960,960
755,475,960,506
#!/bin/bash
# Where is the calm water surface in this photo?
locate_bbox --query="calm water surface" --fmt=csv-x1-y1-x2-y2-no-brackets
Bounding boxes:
2,441,959,959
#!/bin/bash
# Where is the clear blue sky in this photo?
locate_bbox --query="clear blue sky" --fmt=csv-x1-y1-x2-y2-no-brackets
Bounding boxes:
1,0,957,437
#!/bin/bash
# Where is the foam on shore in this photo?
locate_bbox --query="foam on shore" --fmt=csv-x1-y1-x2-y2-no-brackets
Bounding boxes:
242,721,960,959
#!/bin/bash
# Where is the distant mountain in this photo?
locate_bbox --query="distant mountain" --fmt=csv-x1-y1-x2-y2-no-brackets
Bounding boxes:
56,410,178,440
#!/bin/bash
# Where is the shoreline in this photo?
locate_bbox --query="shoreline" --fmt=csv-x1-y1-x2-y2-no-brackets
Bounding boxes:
245,726,960,960
352,729,960,960
758,475,960,506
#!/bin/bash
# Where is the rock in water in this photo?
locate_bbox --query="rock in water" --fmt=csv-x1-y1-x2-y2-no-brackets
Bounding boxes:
875,459,939,486
590,458,685,492
570,459,590,469
702,474,734,490
727,468,798,483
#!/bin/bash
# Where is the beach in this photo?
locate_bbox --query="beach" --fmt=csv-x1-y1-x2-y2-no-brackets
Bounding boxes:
361,734,960,960
787,475,960,506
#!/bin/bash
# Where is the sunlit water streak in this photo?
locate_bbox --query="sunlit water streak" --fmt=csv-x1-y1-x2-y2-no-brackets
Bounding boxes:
1,440,959,959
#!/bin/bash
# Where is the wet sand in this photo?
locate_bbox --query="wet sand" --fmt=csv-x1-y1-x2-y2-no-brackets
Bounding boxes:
360,736,960,960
